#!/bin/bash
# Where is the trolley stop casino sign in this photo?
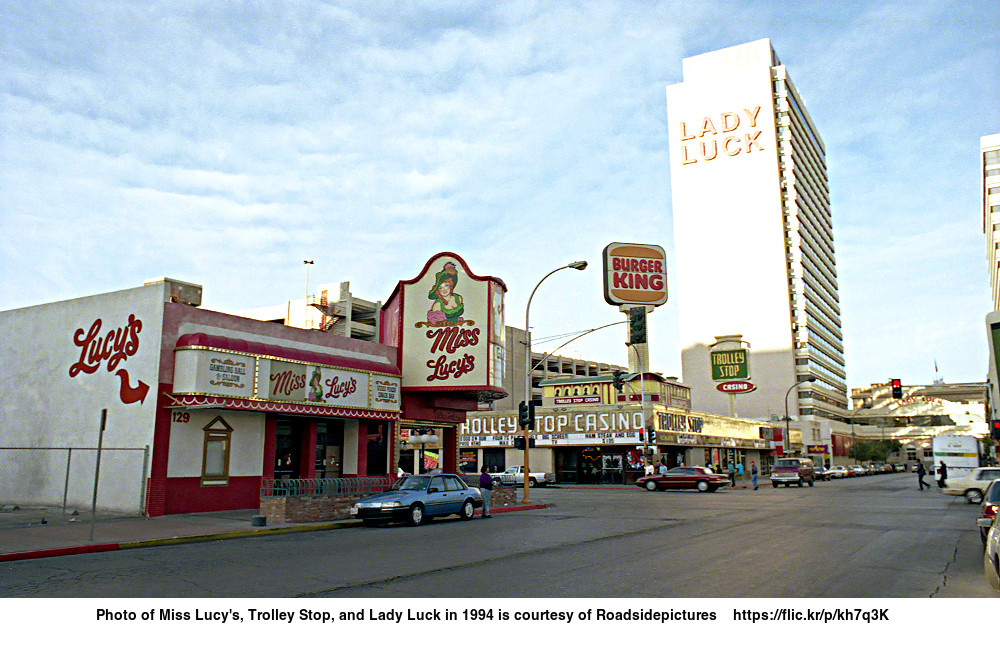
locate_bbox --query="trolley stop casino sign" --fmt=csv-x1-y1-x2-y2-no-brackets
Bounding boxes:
710,348,749,381
602,243,668,306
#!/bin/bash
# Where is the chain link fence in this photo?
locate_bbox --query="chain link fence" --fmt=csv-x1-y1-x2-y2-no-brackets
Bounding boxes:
0,446,149,516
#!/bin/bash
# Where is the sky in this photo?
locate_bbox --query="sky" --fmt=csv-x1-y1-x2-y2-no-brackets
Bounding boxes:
2,0,998,391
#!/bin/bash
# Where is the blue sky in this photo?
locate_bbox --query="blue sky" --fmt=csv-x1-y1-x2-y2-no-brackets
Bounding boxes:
2,1,997,390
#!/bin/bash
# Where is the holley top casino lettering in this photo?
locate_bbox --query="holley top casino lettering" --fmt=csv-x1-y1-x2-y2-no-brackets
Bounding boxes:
603,243,668,306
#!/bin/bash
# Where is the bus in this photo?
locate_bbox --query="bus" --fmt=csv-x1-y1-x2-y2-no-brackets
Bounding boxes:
931,434,981,479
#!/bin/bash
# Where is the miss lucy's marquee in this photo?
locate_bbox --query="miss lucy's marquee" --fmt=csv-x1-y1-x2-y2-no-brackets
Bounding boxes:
400,253,506,392
173,348,400,413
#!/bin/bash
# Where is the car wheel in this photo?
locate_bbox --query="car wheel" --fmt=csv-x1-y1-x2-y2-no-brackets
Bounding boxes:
772,482,778,488
809,479,815,487
797,479,803,488
986,551,1000,591
982,527,989,546
408,503,425,526
459,499,474,520
965,489,983,504
363,519,379,527
696,480,709,492
645,480,658,492
529,477,537,488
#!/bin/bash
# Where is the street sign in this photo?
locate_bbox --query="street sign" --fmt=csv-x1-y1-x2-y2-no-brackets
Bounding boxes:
710,348,749,380
716,380,755,394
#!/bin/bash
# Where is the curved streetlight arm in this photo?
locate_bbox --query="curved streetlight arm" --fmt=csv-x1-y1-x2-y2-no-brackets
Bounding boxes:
527,320,626,377
783,376,816,455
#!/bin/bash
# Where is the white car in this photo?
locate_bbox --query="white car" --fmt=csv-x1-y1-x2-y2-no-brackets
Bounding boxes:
981,481,1000,591
829,465,848,479
942,467,1000,504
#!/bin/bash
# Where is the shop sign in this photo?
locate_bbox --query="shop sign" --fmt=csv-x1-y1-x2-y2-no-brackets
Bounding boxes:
806,445,829,454
69,313,150,405
677,434,698,445
554,396,601,405
716,380,755,394
400,253,506,393
268,361,370,409
602,242,668,306
460,408,644,437
711,349,749,381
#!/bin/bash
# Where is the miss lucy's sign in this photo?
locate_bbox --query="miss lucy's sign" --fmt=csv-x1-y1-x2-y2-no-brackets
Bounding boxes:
399,253,506,392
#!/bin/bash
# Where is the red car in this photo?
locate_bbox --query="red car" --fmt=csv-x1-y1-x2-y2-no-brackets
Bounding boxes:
635,466,730,493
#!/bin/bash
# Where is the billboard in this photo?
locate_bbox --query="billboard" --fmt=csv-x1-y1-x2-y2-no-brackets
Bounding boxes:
602,242,668,306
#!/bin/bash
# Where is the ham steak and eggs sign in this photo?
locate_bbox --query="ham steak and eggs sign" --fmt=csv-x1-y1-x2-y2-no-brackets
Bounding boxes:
400,253,506,393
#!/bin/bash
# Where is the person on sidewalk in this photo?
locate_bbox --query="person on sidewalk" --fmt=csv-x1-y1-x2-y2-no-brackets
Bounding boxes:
750,461,759,490
937,461,948,489
917,463,929,490
727,462,736,487
736,461,744,488
478,466,494,518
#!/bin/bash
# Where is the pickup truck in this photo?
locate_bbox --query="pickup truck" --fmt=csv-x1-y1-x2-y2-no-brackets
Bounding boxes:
490,465,555,488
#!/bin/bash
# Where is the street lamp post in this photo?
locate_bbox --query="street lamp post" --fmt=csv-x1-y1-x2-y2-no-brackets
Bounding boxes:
783,376,815,457
522,260,588,503
416,430,439,474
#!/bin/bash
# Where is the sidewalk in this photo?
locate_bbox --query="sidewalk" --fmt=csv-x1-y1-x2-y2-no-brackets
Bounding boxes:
0,502,546,563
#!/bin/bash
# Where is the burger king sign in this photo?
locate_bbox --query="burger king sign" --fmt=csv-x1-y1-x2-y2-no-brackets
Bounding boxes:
603,242,668,306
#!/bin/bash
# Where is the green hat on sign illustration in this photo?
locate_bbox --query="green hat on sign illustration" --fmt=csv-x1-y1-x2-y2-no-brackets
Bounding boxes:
427,262,459,299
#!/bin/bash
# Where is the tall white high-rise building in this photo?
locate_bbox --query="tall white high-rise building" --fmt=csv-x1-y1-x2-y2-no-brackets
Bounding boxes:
982,133,1000,309
666,39,848,430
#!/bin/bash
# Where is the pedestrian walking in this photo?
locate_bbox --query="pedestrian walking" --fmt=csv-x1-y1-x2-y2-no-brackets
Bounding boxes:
937,461,948,489
727,462,736,487
736,460,744,488
917,463,929,490
478,465,494,518
751,461,759,490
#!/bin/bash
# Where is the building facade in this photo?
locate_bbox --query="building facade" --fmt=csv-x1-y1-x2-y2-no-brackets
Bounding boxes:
0,253,505,516
666,39,849,435
459,372,782,483
848,380,993,468
983,133,1000,310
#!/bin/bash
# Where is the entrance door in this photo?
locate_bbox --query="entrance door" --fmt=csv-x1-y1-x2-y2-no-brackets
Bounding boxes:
315,420,344,479
483,448,505,474
274,419,303,479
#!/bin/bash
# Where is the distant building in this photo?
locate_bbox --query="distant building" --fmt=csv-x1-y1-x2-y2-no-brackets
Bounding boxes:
848,381,992,467
233,281,381,341
667,39,849,436
983,133,1000,309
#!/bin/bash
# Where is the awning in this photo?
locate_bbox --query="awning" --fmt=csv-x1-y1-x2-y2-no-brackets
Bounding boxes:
169,394,399,420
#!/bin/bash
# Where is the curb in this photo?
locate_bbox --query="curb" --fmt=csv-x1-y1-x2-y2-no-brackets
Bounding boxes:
0,503,547,564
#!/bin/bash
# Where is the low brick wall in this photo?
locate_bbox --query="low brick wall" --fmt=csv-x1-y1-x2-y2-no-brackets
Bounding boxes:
260,484,519,524
260,492,381,524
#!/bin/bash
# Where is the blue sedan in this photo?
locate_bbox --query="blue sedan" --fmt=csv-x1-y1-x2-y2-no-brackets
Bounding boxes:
351,474,483,526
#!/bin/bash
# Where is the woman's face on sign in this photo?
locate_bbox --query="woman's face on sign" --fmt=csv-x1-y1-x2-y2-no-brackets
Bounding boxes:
438,280,453,298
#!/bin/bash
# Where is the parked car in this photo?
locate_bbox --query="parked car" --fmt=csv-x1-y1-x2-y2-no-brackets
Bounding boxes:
977,479,1000,545
770,457,815,487
829,465,848,479
350,473,482,526
984,502,1000,591
848,464,864,477
814,466,832,481
942,467,1000,504
636,466,729,493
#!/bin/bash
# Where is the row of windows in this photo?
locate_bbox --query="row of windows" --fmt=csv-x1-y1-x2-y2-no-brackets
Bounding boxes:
985,150,1000,165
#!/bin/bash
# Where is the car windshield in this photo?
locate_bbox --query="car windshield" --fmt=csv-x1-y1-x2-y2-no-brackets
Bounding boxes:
774,460,800,468
391,475,432,491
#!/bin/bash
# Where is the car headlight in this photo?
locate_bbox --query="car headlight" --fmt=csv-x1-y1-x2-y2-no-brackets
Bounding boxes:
382,501,402,509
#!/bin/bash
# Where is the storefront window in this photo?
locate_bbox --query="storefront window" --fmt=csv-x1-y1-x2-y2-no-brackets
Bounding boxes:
201,416,233,487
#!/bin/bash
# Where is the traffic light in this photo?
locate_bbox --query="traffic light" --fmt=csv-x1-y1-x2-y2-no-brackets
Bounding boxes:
646,425,655,444
991,420,1000,441
628,306,647,344
612,369,626,392
890,378,902,399
518,401,530,428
